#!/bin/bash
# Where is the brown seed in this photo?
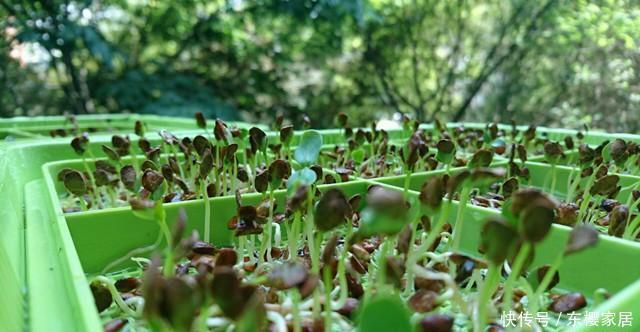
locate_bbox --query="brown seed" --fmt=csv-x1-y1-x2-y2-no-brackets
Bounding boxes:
549,292,587,313
192,241,217,256
556,203,579,226
349,256,368,274
298,274,319,299
216,248,238,267
90,281,113,313
419,314,454,332
346,274,364,299
414,276,444,293
408,289,438,313
114,277,141,293
536,265,560,291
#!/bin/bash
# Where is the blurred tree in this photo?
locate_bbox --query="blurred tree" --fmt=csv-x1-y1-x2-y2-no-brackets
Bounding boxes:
1,0,639,131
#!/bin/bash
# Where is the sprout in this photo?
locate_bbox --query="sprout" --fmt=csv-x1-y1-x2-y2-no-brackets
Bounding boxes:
294,130,323,166
510,189,557,242
63,170,88,197
419,176,445,212
101,145,120,162
199,149,214,179
314,189,351,232
268,159,291,189
71,135,89,155
435,139,455,167
134,120,145,137
535,265,560,291
468,149,493,169
142,169,165,194
195,112,207,129
266,261,310,290
249,127,267,154
565,224,599,255
590,174,620,197
358,186,409,237
336,112,349,128
480,217,519,265
90,280,113,313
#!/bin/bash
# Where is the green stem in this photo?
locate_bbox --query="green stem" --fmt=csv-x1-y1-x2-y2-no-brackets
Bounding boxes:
476,263,500,332
422,200,452,253
576,171,597,221
323,267,333,331
402,172,411,198
502,242,531,313
156,206,174,277
201,182,211,243
81,156,100,207
376,239,390,292
402,216,421,297
292,289,302,332
549,163,557,197
566,166,582,203
264,188,276,261
289,211,301,260
450,186,472,250
93,276,139,317
530,253,563,315
78,197,88,211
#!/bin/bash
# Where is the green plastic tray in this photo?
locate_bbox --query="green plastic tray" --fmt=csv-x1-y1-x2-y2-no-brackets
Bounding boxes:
4,118,640,332
34,164,640,332
371,171,640,331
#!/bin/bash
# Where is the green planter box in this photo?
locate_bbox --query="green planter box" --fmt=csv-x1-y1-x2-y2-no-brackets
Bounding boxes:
3,118,640,332
371,169,640,332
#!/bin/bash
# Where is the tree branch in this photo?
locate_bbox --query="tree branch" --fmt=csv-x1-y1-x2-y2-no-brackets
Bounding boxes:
452,0,557,121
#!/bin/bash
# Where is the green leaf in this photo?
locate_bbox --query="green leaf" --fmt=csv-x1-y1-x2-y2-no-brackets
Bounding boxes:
294,130,323,166
351,148,365,164
287,167,317,194
357,293,412,332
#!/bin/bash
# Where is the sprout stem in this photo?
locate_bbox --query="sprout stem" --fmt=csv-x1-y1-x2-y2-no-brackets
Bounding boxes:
93,276,139,317
476,263,500,332
101,231,163,274
323,267,333,331
376,238,390,291
450,186,472,250
201,182,211,243
291,289,302,332
502,242,531,313
549,163,557,196
402,172,411,198
155,206,174,277
530,252,563,314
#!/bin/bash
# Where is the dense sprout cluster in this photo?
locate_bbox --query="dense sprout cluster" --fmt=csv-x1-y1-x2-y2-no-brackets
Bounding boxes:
61,114,628,332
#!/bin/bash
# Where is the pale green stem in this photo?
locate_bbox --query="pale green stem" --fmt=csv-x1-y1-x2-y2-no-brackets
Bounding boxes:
476,263,500,332
201,182,211,243
502,243,531,313
450,186,472,250
530,253,563,315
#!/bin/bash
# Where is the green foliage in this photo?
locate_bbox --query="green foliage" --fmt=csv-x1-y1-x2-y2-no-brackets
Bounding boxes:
356,293,412,332
1,0,639,131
